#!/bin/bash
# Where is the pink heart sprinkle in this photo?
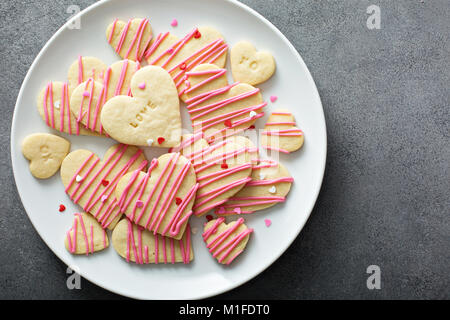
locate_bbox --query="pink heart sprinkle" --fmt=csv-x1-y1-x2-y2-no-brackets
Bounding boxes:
83,91,90,97
100,195,108,203
270,95,277,103
264,219,272,227
136,200,144,208
138,82,146,89
218,207,226,214
234,207,241,214
170,19,178,27
167,48,174,54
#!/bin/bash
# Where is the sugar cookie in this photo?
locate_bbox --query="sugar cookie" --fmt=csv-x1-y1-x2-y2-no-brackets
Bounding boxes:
67,56,107,90
60,144,148,230
101,65,182,147
203,217,253,264
184,64,266,143
144,27,228,101
22,133,70,179
37,81,96,136
115,153,198,240
106,18,153,62
230,41,275,85
171,134,255,216
261,109,304,153
215,159,293,215
112,219,193,264
65,212,109,255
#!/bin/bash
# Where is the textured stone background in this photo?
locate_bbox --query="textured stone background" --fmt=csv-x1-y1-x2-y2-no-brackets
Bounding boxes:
0,0,448,299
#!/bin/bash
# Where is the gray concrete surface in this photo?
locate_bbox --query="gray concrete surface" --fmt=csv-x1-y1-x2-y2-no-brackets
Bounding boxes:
0,0,448,299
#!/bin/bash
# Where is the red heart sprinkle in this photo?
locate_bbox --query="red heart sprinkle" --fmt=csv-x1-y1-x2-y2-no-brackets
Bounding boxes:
157,137,165,144
101,180,109,187
224,119,232,128
221,163,229,169
206,215,213,221
180,62,186,70
194,30,201,38
59,204,66,212
249,125,255,129
175,197,182,205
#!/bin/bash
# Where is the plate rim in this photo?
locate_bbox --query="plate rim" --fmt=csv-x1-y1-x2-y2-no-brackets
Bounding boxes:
10,0,327,299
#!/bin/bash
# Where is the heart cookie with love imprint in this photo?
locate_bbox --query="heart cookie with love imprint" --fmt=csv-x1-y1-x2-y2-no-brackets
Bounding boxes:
144,27,228,101
100,65,182,147
261,109,304,154
106,18,153,62
170,133,256,216
60,144,148,230
184,64,266,143
112,219,193,264
230,41,276,86
114,153,198,240
203,217,253,265
215,159,293,215
65,212,109,255
70,59,141,135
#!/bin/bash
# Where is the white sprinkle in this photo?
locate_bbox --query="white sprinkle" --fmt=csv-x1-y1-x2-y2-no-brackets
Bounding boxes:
54,101,61,109
147,139,154,146
259,172,266,180
75,175,83,182
249,111,257,118
269,186,277,194
191,227,198,234
101,195,108,202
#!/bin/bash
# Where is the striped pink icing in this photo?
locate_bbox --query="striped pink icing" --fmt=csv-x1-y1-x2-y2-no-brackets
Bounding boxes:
66,213,107,255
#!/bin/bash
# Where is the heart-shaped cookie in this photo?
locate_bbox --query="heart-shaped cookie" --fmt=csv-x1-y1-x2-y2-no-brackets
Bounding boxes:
171,134,255,216
261,109,304,153
215,159,293,215
37,81,96,136
114,153,198,240
144,27,228,101
101,65,182,147
230,41,276,85
60,144,148,230
184,64,266,143
202,217,253,264
70,59,141,135
65,212,109,255
106,18,153,62
112,218,193,264
67,55,107,90
22,133,70,179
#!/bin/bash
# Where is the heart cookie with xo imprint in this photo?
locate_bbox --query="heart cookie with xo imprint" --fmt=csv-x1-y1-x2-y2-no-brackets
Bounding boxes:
70,59,141,135
261,109,304,154
114,152,198,240
106,18,153,62
60,144,148,230
112,218,193,264
230,41,276,86
144,27,228,101
101,65,182,147
215,159,293,215
184,64,266,143
22,133,70,179
203,217,253,265
170,133,256,216
65,212,109,255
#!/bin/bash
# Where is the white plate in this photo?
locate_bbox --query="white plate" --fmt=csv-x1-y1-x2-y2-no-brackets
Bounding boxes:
11,0,326,299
